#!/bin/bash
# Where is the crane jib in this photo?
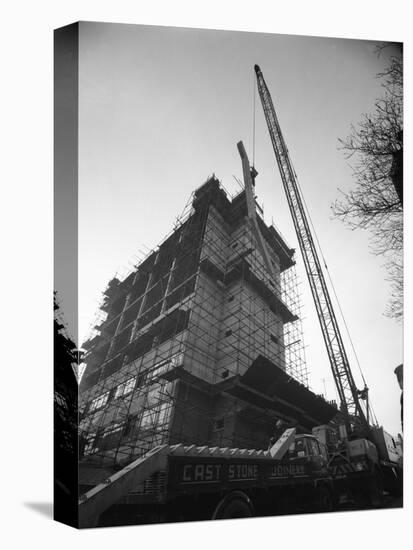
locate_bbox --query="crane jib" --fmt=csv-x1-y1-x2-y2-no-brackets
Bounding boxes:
254,65,368,431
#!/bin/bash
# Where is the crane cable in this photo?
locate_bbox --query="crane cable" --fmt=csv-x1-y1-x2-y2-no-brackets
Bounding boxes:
282,138,375,415
290,157,365,382
252,73,256,168
288,157,379,424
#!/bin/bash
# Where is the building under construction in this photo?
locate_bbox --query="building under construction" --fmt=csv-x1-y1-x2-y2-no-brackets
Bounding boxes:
79,146,337,491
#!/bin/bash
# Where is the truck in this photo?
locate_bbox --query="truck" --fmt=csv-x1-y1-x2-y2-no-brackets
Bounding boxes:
79,421,401,527
79,427,337,527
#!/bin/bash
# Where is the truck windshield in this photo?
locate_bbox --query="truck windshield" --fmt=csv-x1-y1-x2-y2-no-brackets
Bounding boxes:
289,438,306,458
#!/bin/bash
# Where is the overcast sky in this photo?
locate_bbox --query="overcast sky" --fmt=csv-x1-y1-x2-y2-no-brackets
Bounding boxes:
75,22,402,436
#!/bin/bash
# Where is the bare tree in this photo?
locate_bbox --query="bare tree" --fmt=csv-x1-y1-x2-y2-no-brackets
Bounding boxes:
333,46,403,320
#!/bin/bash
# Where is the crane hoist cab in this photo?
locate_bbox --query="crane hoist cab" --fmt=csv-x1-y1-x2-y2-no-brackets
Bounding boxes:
312,423,402,506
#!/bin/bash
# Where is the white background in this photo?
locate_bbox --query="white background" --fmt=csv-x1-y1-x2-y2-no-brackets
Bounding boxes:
0,1,410,548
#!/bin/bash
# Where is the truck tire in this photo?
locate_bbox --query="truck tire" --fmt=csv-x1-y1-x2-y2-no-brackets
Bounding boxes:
315,486,333,513
368,475,383,508
212,491,254,520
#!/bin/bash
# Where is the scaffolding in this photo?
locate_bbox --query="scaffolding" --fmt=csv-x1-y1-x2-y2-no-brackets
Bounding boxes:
78,176,310,480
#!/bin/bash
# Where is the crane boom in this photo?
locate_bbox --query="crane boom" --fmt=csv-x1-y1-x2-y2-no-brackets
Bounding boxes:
254,64,368,431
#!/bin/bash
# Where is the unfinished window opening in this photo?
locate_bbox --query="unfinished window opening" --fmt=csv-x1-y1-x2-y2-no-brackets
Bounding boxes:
114,376,136,399
152,335,160,348
270,334,279,344
83,433,97,456
136,370,148,388
89,391,110,412
123,415,138,437
103,421,124,437
158,402,172,426
140,409,157,430
214,418,225,430
146,384,163,408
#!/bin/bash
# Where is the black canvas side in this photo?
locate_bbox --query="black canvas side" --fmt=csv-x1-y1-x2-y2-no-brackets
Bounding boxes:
54,22,79,529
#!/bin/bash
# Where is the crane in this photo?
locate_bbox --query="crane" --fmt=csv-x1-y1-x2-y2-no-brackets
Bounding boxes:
253,64,370,436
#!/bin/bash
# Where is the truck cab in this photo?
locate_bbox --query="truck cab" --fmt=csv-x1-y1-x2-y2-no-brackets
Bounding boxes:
288,435,329,473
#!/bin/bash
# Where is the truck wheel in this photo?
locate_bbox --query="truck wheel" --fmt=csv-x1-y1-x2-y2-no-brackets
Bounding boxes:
368,476,383,508
316,486,333,513
212,492,254,520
